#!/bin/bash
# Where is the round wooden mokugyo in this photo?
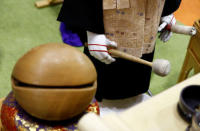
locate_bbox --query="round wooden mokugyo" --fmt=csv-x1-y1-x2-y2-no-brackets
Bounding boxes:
1,92,99,131
12,43,97,86
11,43,97,121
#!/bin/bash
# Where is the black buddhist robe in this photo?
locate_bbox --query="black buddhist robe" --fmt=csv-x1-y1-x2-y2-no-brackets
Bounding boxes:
57,0,182,101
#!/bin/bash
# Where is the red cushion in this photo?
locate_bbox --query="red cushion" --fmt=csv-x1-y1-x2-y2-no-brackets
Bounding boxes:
1,92,99,131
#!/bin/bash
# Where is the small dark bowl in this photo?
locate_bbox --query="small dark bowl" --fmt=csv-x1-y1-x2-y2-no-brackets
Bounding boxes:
177,85,200,123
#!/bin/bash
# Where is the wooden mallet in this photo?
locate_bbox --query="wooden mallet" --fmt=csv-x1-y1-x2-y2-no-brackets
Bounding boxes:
109,49,170,77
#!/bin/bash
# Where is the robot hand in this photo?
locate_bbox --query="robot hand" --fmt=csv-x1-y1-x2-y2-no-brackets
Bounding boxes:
87,31,117,64
158,14,176,42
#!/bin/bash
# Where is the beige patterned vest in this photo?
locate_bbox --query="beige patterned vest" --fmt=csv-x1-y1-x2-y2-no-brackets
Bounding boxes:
103,0,166,58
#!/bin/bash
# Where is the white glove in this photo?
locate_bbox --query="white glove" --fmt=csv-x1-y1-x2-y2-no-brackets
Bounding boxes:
158,14,176,42
87,31,117,64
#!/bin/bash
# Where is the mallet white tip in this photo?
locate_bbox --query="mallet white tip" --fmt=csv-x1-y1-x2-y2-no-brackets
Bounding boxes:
152,59,171,77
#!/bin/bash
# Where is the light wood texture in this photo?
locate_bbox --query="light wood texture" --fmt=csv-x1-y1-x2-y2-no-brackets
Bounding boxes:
35,0,63,8
178,20,200,82
78,73,200,131
109,49,152,67
12,43,97,86
0,98,4,131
